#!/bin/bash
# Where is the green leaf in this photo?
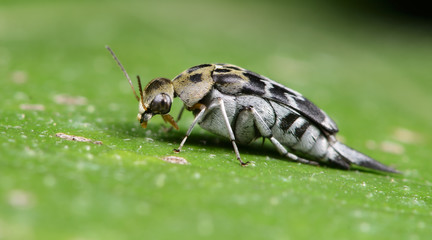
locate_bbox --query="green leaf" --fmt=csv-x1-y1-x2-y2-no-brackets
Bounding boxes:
1,1,431,239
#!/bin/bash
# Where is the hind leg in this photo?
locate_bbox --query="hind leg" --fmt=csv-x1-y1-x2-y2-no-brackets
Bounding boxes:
248,107,319,166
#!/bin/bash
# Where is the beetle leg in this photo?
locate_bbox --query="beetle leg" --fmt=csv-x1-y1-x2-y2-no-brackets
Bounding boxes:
164,104,185,132
176,105,185,123
174,104,206,153
248,107,319,166
217,98,250,166
162,114,179,130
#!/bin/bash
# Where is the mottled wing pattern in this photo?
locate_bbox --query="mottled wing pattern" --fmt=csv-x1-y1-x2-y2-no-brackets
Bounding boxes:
172,64,216,107
212,64,339,134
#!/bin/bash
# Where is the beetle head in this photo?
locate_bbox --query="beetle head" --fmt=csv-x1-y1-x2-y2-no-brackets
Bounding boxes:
106,46,178,130
137,77,178,129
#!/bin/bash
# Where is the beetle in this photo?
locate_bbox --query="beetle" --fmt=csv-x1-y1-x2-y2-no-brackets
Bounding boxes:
106,46,399,173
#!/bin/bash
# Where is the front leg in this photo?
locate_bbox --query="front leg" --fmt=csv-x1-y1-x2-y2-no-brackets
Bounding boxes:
174,103,206,153
163,105,185,132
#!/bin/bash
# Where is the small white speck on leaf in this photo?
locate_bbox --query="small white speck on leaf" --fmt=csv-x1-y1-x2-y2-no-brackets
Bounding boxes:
54,94,87,105
352,210,363,218
193,172,201,179
366,140,404,155
162,156,189,165
134,160,147,166
20,104,45,111
8,190,35,209
359,222,371,233
197,213,214,236
55,133,103,145
269,197,280,206
366,140,377,150
43,175,56,187
380,141,404,155
108,103,119,111
12,70,28,84
14,92,28,101
155,173,166,188
417,221,425,229
393,127,424,144
87,105,95,113
281,176,292,182
24,146,36,156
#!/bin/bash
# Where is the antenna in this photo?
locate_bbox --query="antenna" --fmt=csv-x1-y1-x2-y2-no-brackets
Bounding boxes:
137,75,145,110
106,46,140,102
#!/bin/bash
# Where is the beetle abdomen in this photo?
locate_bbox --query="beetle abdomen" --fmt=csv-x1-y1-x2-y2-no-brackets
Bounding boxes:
270,101,329,159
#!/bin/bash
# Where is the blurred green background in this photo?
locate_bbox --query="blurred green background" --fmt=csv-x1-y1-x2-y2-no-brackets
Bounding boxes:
1,0,431,239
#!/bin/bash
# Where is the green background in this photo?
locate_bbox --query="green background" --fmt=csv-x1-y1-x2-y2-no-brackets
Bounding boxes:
1,0,431,239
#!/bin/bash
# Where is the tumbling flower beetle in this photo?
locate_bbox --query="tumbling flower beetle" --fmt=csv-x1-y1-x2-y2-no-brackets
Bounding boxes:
106,46,399,173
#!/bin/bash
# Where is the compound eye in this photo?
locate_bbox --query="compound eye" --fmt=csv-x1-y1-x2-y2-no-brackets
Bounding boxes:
150,93,172,114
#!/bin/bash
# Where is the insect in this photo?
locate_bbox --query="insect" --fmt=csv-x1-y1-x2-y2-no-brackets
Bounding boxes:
106,46,399,173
